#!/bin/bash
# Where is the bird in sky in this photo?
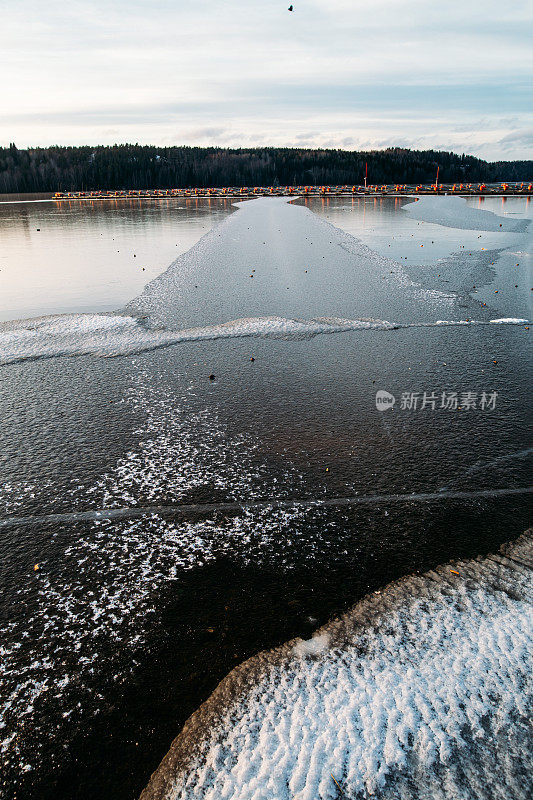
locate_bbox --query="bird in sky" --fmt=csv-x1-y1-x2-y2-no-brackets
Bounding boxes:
288,5,294,10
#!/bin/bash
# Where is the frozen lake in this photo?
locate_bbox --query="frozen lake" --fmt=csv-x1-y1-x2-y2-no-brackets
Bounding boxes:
0,194,531,800
1,194,531,322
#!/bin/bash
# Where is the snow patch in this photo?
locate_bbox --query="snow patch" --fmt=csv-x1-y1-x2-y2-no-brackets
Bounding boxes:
141,534,533,800
292,633,330,658
490,317,529,324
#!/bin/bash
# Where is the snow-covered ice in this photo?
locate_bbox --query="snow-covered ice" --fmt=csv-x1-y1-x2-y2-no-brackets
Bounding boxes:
0,313,529,366
0,313,395,364
403,195,529,232
141,533,533,800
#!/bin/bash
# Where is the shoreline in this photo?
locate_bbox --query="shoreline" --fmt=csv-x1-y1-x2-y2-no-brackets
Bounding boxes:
0,186,532,204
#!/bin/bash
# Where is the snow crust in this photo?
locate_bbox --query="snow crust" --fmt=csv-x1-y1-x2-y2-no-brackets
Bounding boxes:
490,317,529,324
142,534,533,800
0,314,395,364
0,313,529,365
403,196,529,232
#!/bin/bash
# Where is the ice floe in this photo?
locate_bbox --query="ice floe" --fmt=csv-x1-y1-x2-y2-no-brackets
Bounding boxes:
403,196,529,232
141,533,533,800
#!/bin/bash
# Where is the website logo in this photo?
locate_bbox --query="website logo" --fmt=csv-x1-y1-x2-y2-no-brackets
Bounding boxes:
375,390,396,411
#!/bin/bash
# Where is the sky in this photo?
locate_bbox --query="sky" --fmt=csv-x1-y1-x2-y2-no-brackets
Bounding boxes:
0,0,532,160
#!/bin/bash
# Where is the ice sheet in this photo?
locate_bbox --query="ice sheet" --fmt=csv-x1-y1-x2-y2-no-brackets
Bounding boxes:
403,196,529,232
0,196,529,366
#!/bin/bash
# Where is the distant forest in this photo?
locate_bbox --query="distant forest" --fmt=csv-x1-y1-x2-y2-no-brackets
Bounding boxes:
1,143,532,193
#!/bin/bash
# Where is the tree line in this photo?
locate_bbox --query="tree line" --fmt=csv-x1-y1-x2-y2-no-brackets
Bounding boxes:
1,143,531,193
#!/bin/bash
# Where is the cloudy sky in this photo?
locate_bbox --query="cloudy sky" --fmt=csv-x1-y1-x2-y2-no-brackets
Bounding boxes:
1,0,532,159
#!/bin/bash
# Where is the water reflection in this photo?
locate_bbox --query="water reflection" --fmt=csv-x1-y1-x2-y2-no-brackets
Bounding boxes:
0,197,235,321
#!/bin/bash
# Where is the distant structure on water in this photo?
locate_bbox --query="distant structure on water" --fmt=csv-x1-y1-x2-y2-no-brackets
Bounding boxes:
52,182,533,201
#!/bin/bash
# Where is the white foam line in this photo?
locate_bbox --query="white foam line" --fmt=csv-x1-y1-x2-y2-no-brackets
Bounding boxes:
0,486,530,529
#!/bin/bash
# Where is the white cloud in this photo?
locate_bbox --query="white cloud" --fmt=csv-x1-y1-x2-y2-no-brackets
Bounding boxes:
0,1,531,159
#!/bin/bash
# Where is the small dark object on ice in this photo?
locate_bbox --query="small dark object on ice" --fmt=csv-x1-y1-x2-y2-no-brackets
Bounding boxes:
209,374,216,380
250,357,255,362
